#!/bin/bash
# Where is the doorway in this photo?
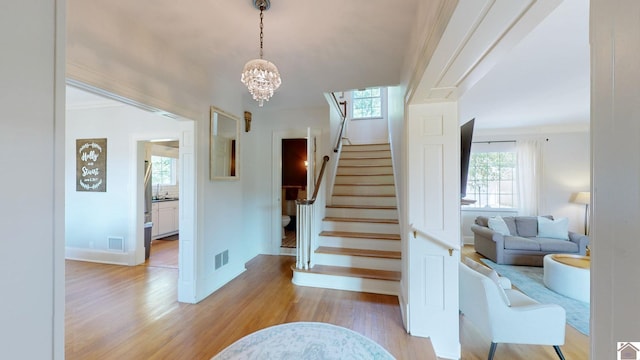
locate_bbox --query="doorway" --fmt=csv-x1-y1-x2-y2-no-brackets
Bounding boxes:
66,82,197,303
145,140,180,269
271,128,319,255
281,138,307,249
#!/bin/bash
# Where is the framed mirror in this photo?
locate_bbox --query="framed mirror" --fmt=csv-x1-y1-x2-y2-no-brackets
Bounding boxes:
210,106,240,180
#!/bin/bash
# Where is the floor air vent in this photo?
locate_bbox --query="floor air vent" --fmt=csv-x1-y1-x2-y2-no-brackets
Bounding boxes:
108,236,125,251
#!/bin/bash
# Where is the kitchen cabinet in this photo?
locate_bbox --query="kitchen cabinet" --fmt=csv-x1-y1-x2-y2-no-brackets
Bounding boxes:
151,200,179,239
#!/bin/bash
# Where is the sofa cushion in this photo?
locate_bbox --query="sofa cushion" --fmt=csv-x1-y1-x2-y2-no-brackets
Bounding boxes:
488,216,511,235
537,216,569,240
538,237,579,252
504,236,541,251
515,216,539,237
501,216,518,236
475,216,489,227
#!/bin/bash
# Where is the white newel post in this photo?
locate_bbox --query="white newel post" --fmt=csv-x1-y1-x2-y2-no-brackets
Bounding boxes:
296,200,315,270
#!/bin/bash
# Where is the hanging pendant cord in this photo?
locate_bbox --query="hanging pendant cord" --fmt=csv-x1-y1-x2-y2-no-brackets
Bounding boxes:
259,7,264,59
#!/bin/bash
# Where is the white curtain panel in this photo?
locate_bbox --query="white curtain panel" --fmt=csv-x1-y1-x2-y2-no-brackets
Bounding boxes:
516,139,541,216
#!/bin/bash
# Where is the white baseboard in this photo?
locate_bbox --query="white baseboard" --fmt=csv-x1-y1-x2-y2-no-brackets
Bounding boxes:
65,247,133,265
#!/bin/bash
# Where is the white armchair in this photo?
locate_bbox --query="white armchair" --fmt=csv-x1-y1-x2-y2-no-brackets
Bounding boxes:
459,260,566,360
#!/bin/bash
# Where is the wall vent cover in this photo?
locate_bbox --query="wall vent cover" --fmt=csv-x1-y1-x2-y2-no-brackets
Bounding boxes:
108,236,125,252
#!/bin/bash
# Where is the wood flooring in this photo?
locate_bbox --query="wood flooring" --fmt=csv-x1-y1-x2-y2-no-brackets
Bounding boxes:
65,241,589,359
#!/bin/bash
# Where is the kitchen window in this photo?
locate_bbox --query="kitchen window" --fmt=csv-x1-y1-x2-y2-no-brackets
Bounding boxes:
151,156,177,185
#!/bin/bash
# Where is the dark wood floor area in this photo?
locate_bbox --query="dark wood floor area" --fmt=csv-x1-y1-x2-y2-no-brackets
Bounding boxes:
65,242,588,359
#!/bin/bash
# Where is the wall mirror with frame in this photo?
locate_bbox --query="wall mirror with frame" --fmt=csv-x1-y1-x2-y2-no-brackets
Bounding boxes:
210,106,240,180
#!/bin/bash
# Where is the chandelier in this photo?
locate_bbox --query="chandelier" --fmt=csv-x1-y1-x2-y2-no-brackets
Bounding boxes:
241,0,281,107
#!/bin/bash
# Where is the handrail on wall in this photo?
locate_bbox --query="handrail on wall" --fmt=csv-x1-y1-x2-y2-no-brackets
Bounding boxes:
331,92,348,153
410,224,460,256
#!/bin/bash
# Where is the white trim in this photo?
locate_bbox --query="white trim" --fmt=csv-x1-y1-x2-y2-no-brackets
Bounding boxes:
272,129,322,255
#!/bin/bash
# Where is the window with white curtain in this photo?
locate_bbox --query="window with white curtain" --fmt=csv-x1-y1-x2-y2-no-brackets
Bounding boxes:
464,141,518,209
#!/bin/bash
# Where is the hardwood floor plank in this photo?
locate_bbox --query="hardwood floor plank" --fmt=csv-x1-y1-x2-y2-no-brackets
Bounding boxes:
66,253,436,359
65,243,588,359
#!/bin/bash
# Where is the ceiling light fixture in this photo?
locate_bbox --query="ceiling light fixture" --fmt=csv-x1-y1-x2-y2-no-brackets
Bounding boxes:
241,0,281,107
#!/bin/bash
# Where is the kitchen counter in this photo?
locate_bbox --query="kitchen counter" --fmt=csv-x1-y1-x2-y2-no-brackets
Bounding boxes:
152,198,179,203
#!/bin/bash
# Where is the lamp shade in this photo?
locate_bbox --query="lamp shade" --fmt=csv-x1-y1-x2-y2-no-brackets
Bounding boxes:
572,191,590,205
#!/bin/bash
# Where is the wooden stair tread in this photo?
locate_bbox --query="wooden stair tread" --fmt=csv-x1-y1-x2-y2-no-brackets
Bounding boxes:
333,183,394,186
319,231,400,240
292,264,400,282
340,156,392,160
332,194,395,197
336,173,392,176
326,205,397,210
316,246,401,259
324,217,398,224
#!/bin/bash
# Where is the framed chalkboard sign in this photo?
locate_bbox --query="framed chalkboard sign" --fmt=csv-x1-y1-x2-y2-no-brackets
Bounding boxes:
76,138,107,192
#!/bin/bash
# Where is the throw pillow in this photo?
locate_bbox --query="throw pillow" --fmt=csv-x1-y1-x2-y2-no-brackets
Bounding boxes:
488,216,511,236
462,257,511,306
537,216,569,240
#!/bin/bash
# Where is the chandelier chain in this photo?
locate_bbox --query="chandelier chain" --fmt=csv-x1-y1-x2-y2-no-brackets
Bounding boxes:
259,8,264,59
241,0,280,107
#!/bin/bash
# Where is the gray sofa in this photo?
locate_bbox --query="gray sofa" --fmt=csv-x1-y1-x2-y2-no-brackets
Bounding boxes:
470,215,589,266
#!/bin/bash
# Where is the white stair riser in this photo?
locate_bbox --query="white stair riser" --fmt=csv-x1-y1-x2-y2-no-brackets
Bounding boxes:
333,184,395,196
322,220,399,234
292,271,399,296
339,158,392,166
337,166,393,176
325,207,398,219
318,236,401,252
331,195,397,207
342,144,390,152
334,175,395,184
314,253,401,271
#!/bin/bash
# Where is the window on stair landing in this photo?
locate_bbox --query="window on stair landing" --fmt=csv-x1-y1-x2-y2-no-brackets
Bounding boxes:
351,88,383,119
465,141,517,209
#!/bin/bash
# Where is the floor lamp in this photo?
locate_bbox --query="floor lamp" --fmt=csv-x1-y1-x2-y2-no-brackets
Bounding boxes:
572,191,590,235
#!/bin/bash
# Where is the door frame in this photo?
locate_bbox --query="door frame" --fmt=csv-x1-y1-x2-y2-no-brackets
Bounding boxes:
271,129,320,255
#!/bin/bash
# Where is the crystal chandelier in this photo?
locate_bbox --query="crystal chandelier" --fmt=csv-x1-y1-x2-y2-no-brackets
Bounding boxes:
241,0,281,107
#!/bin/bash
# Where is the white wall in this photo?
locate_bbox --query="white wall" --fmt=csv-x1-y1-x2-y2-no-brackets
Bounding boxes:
591,1,640,357
67,0,255,303
460,130,590,244
65,104,188,264
0,1,65,358
241,107,331,255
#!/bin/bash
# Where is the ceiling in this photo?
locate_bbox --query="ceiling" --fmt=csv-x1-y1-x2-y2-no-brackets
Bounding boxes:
66,0,590,132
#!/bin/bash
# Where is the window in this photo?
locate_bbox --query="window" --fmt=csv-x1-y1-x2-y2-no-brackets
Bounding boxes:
351,88,382,119
151,156,177,185
465,142,517,209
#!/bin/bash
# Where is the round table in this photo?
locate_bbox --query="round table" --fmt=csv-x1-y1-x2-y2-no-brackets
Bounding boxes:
543,254,590,303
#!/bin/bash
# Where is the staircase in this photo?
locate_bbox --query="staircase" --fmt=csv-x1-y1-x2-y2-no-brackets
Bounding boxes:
291,143,401,295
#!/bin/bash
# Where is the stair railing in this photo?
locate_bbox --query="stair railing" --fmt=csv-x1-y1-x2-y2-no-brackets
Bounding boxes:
295,155,330,270
331,92,348,153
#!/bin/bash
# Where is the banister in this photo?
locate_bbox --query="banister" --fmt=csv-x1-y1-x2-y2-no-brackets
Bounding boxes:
330,92,347,153
298,155,330,205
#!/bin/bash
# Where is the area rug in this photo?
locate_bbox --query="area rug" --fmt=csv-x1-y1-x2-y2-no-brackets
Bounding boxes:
211,322,395,360
480,258,590,336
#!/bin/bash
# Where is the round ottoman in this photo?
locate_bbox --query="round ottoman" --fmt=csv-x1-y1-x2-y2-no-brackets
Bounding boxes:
543,254,590,303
